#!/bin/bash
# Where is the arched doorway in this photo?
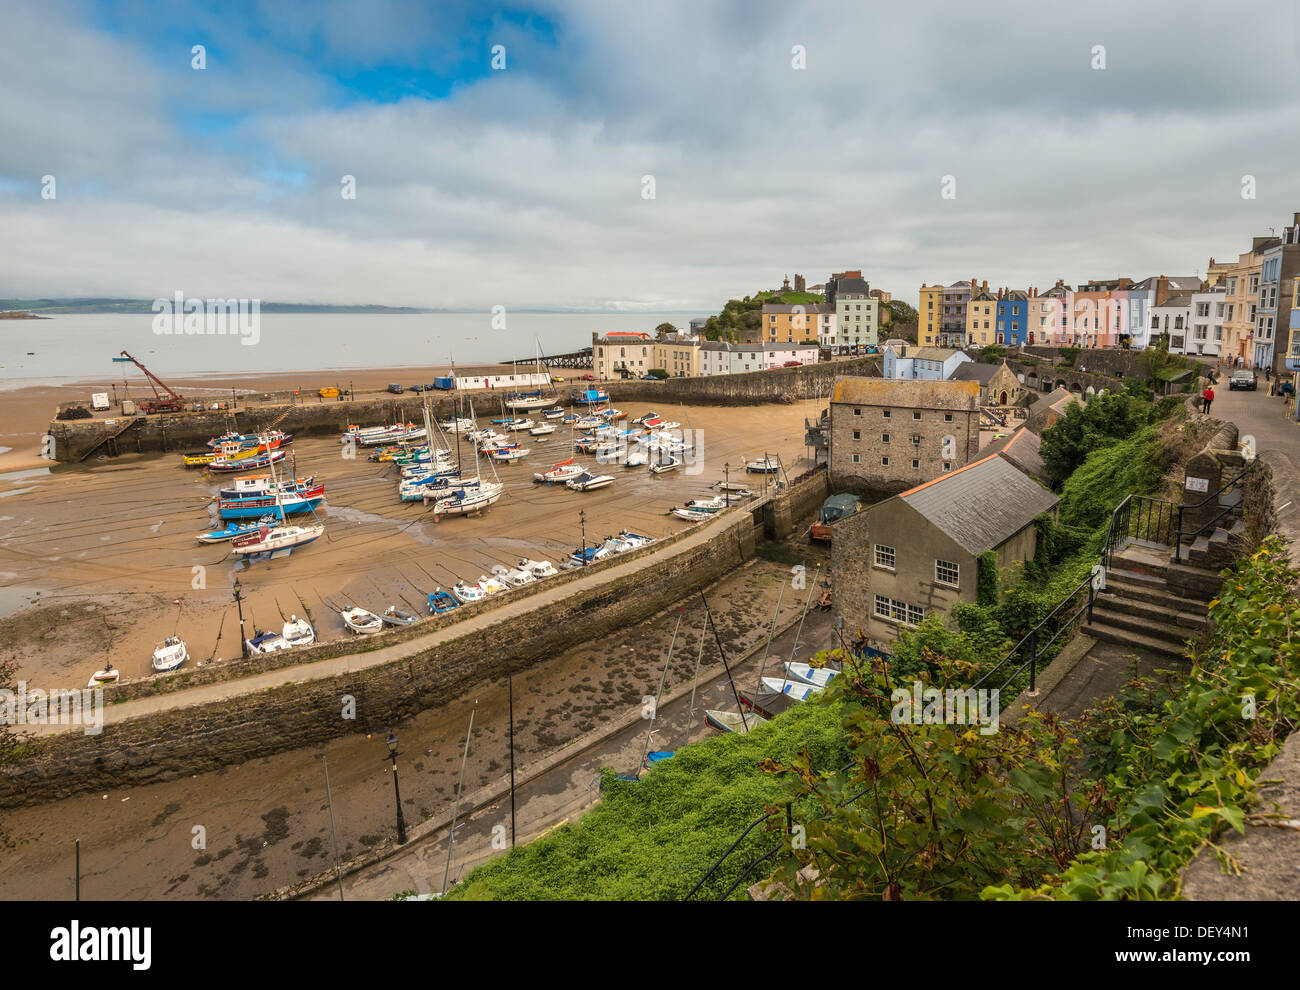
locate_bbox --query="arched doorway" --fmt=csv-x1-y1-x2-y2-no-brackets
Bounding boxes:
998,390,1009,405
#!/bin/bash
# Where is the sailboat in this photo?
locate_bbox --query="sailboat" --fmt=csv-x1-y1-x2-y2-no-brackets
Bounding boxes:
229,445,325,555
431,399,505,518
504,338,559,410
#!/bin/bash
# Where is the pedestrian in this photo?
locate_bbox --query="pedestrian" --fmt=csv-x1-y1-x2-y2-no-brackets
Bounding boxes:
1265,365,1271,382
1202,384,1214,415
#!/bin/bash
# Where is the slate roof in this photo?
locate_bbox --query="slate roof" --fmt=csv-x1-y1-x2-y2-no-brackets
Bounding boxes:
1029,386,1074,419
832,376,979,410
1155,294,1194,308
899,455,1059,555
980,427,1047,483
949,362,1005,384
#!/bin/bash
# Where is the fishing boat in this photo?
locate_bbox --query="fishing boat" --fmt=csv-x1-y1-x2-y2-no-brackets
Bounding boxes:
245,629,290,654
566,471,615,492
380,605,421,627
451,581,487,605
519,557,559,579
341,606,384,634
491,445,529,462
746,455,782,474
430,482,504,517
208,448,288,472
230,521,324,556
151,636,189,673
760,676,821,701
500,565,536,588
671,506,713,522
184,438,282,467
784,661,838,688
568,545,610,566
196,518,270,543
428,589,460,615
282,615,315,647
218,474,315,499
648,454,680,474
529,423,556,436
86,663,120,688
478,574,509,596
705,709,766,734
207,429,292,450
219,484,325,519
599,535,634,556
683,495,728,512
342,423,426,446
533,458,585,484
617,531,655,550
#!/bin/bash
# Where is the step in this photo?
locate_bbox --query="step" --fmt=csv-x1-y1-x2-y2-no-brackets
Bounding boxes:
1087,603,1202,646
1112,547,1170,580
1165,561,1227,602
1094,592,1208,630
1081,621,1189,660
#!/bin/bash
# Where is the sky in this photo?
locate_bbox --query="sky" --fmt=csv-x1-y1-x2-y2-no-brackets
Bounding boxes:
3,0,1300,313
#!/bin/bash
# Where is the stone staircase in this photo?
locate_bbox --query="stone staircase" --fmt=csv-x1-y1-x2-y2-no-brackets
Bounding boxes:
1083,535,1237,660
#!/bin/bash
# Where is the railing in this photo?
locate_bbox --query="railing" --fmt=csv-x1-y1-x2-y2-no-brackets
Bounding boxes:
1100,494,1179,570
1172,463,1251,562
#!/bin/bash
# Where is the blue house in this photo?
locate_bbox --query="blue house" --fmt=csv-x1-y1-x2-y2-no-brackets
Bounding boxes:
995,289,1029,347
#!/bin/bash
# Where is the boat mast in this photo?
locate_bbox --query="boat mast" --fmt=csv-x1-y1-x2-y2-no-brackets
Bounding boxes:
701,592,750,729
638,609,681,774
442,702,476,895
753,579,788,693
778,563,822,692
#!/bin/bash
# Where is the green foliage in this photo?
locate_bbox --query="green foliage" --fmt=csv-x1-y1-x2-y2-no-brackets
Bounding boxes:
646,368,668,379
977,345,1007,364
1057,346,1080,366
653,322,676,337
1138,335,1190,384
988,539,1300,899
887,299,918,327
1039,392,1158,487
444,699,849,900
1057,427,1161,530
976,551,999,606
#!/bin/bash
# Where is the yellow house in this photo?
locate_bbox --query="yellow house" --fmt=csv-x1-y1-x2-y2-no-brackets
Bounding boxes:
966,281,995,346
761,303,821,344
919,284,943,346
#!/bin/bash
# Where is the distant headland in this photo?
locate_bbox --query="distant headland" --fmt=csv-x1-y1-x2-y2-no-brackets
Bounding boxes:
0,298,433,315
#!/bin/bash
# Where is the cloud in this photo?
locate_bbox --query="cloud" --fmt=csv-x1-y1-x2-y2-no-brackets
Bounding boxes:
1,0,1299,311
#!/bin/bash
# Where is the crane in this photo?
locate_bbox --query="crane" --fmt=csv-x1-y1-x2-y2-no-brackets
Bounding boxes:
117,350,185,413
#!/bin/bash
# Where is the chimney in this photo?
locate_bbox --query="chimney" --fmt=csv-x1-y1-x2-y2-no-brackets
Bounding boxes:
982,279,989,292
1155,275,1170,306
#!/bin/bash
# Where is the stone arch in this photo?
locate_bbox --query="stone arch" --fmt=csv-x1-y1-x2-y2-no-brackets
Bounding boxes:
999,390,1009,405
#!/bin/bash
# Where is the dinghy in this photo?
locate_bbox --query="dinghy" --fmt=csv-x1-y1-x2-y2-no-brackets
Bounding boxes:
705,709,766,734
230,522,324,556
760,676,821,701
380,605,420,627
245,629,290,654
151,636,189,673
87,663,120,688
341,606,384,634
282,615,315,647
566,471,615,492
428,589,460,615
784,661,838,688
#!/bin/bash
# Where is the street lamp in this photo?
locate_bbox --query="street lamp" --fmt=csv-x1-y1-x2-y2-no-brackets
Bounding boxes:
386,731,408,845
579,509,588,567
724,462,730,507
233,580,248,658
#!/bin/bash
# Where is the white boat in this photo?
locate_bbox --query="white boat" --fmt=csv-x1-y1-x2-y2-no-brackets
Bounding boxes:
380,605,421,626
501,566,536,588
672,507,713,522
529,423,557,436
451,581,487,605
625,448,648,467
491,446,530,462
87,664,120,688
574,415,603,429
784,661,838,688
746,455,781,474
282,615,315,647
441,418,477,434
760,676,821,701
714,481,755,497
351,424,427,446
151,636,189,673
648,455,680,474
341,606,384,634
600,536,635,555
504,394,554,411
566,471,615,492
617,531,655,550
506,419,535,432
533,458,585,484
230,522,324,556
245,629,290,654
542,409,565,420
478,574,510,596
705,709,766,734
431,482,504,517
682,495,728,512
520,557,558,579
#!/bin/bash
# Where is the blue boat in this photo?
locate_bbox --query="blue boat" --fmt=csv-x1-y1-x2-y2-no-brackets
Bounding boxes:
647,751,674,765
196,519,270,543
428,590,460,615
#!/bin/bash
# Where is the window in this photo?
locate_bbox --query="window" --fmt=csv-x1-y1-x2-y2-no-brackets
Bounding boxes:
936,559,960,586
944,413,953,422
874,545,896,569
853,407,862,416
851,453,860,463
881,456,890,466
875,595,924,627
912,411,921,420
942,461,951,472
911,459,919,468
882,409,891,418
881,432,890,443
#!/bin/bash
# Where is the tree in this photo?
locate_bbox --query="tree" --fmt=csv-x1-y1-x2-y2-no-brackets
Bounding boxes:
1039,391,1155,488
654,322,676,338
887,300,918,326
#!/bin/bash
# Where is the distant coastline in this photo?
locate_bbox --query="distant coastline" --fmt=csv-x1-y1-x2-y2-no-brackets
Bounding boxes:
0,298,432,315
0,310,49,320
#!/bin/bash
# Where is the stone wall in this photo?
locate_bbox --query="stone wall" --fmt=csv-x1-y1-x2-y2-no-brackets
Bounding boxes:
1016,344,1210,383
0,513,759,808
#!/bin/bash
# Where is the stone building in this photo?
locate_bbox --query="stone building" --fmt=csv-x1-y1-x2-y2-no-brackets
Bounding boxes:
828,377,981,496
832,453,1059,651
948,360,1023,405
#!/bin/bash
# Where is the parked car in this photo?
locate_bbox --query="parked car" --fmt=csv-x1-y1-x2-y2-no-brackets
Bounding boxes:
552,375,566,383
408,383,425,393
388,383,404,394
1229,369,1257,391
318,386,339,398
423,383,435,392
783,360,802,367
580,374,596,381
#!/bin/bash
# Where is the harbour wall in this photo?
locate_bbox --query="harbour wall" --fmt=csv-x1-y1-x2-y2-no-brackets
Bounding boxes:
46,358,879,463
0,509,768,808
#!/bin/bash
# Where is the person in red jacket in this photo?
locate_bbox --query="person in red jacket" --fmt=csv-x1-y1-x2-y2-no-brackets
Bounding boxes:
1202,384,1214,415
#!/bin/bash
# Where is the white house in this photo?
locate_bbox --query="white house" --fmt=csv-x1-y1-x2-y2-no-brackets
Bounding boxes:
817,308,838,348
1149,294,1193,354
764,343,820,368
728,344,765,374
1184,287,1226,357
881,343,973,381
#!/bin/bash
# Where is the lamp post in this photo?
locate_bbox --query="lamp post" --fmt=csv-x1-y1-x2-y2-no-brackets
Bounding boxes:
233,579,248,658
579,509,588,567
386,731,408,845
724,462,730,507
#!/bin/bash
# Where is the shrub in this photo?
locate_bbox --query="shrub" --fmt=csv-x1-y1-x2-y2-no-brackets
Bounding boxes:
56,406,92,420
646,368,668,380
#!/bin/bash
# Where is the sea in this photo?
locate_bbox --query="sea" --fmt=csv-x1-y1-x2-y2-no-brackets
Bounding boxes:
0,311,700,390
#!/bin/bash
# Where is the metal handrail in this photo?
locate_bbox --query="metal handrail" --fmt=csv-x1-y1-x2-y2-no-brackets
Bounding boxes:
971,572,1095,694
1172,462,1250,561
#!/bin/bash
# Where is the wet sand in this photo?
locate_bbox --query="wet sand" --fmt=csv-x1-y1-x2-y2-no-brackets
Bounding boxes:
0,553,833,900
0,398,823,686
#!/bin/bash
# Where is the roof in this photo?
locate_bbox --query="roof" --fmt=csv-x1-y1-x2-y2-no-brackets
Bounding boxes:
1129,275,1202,291
834,276,870,295
1029,386,1074,419
898,455,1059,555
1154,294,1194,308
832,376,979,410
981,426,1047,483
949,362,1006,384
911,346,964,361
